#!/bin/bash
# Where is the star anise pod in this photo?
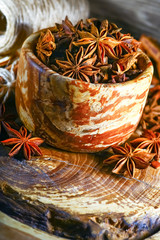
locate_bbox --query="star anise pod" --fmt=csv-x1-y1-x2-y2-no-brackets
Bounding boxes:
112,52,141,75
56,46,99,83
103,142,154,177
110,73,129,83
73,21,120,63
149,85,160,101
131,129,160,160
114,32,140,57
108,22,122,35
1,125,44,160
151,160,160,169
93,62,112,83
140,98,160,130
57,17,85,51
36,29,56,64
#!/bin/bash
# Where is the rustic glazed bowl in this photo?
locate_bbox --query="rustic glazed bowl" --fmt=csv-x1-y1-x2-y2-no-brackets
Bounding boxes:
15,30,153,152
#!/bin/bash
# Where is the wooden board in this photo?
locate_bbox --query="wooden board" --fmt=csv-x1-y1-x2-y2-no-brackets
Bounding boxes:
0,211,65,240
0,145,160,239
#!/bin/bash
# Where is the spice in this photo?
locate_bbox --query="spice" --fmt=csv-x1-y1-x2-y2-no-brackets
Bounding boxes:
73,20,120,62
36,29,56,64
56,46,99,82
151,161,160,169
131,129,160,161
103,142,154,177
36,18,142,83
1,125,44,160
140,98,160,130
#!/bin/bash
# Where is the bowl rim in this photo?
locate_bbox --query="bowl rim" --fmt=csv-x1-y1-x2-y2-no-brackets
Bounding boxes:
21,29,153,88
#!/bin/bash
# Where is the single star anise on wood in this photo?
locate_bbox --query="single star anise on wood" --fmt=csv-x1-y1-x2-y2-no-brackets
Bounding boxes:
73,21,120,63
103,142,154,177
56,46,99,82
131,129,160,161
36,29,56,64
1,125,44,160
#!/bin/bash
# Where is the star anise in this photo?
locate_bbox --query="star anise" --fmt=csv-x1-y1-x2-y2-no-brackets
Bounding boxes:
1,125,44,160
92,62,112,83
36,18,144,84
103,142,154,177
108,22,122,35
149,85,160,101
56,46,100,83
140,98,160,130
114,32,140,57
151,160,160,169
61,16,86,50
112,52,141,75
36,29,56,64
73,21,120,63
110,73,129,83
131,129,160,160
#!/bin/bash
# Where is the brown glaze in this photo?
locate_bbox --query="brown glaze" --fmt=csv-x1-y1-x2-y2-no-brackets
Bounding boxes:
15,30,153,152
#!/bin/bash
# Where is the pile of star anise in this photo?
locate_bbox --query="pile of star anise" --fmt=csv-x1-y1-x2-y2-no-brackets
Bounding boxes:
104,35,160,177
36,17,142,84
1,19,160,178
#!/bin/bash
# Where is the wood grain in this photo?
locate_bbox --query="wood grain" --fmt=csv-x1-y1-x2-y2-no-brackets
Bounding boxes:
146,231,160,240
0,145,160,239
0,211,65,240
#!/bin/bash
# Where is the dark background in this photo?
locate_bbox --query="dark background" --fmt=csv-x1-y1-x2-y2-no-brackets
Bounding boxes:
89,0,160,42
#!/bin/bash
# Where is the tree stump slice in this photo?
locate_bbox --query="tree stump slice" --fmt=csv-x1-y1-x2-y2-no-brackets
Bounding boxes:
146,231,160,240
0,145,160,239
0,211,65,240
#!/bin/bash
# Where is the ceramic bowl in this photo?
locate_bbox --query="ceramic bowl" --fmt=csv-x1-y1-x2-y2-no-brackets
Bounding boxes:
15,30,153,152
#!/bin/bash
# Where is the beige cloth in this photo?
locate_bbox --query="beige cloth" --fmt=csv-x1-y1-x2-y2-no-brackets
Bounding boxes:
0,0,89,55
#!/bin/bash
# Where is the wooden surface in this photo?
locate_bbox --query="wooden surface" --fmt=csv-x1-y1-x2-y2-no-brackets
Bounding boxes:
0,145,160,239
1,0,160,239
0,211,65,240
